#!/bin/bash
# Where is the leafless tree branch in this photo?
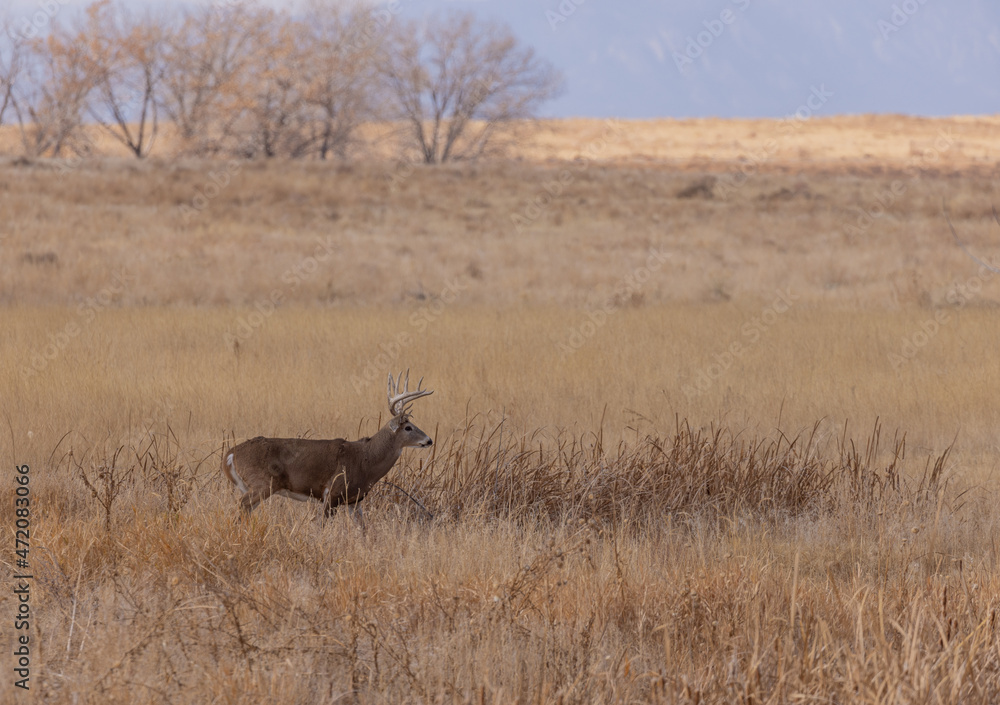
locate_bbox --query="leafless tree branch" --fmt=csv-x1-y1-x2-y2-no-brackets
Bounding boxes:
381,12,564,164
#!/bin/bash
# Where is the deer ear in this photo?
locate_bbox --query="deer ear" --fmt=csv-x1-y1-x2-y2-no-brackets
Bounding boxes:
388,416,401,432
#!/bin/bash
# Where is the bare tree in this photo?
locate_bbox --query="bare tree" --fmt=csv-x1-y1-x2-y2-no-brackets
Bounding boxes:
15,30,94,157
381,12,564,164
6,1,563,163
76,0,164,158
228,9,311,158
160,2,266,156
299,1,384,160
0,21,25,128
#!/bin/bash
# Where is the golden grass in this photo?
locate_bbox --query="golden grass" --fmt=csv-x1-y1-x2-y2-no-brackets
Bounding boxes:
5,115,1000,702
526,114,1000,170
2,153,1000,310
3,306,1000,702
2,114,998,170
6,305,1000,459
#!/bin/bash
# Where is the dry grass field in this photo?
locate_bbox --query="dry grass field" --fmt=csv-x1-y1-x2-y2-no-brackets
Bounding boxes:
4,116,1000,703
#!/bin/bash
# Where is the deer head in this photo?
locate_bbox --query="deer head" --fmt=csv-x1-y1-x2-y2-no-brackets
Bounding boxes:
386,370,434,448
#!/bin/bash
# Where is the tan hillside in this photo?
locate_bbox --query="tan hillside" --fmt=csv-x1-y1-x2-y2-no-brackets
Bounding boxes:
4,115,1000,703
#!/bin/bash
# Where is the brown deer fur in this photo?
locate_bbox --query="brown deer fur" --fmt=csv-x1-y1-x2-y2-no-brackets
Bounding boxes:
222,372,433,520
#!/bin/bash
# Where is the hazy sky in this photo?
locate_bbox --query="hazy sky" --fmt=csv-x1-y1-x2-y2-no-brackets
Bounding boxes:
7,0,998,119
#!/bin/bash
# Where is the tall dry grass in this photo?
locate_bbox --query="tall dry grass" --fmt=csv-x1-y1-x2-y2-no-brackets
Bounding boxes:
1,133,999,310
8,411,979,703
5,306,1000,464
5,118,1000,702
0,406,991,703
2,306,1000,702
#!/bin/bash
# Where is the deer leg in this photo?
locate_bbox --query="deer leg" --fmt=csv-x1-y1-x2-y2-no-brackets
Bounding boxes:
322,476,349,520
239,486,273,516
322,489,339,519
348,503,365,528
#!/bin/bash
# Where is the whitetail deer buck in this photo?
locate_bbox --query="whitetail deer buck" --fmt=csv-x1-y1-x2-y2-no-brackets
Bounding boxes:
222,372,433,523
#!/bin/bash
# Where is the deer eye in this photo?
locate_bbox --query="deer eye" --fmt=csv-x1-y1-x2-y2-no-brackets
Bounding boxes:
404,425,413,431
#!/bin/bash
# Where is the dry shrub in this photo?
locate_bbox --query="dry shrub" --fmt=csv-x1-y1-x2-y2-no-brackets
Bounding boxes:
58,425,213,531
396,418,936,528
7,414,998,704
52,414,948,536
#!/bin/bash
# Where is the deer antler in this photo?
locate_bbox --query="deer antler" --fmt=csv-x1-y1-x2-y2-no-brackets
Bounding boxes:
387,370,433,418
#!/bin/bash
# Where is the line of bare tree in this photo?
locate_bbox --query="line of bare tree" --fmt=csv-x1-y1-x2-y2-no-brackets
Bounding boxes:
0,0,563,163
